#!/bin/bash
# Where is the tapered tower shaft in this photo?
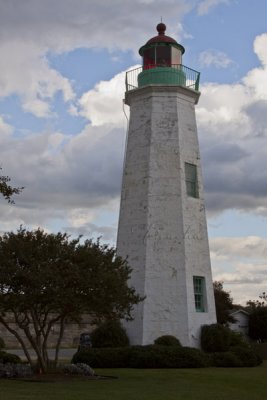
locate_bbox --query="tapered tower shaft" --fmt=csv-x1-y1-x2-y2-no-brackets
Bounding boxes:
117,24,216,347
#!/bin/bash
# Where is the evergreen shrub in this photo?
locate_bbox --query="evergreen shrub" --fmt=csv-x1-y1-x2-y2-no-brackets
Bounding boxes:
229,330,248,347
72,345,209,368
229,345,262,367
90,320,129,348
210,352,243,367
201,324,231,353
72,347,128,368
154,335,181,347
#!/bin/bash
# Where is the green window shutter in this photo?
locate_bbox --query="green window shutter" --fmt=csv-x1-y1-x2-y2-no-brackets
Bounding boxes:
185,162,198,198
193,276,206,312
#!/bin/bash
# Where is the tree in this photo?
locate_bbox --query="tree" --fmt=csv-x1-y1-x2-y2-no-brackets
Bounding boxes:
0,227,142,373
247,293,267,341
0,167,23,203
213,281,235,324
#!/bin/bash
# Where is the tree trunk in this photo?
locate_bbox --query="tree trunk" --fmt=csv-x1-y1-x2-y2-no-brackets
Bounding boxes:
0,316,34,369
54,317,65,367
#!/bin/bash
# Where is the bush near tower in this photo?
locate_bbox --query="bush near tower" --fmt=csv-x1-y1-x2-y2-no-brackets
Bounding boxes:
72,327,261,368
201,324,262,367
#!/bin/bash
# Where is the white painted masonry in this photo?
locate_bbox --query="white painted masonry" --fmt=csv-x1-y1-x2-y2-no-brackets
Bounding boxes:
117,84,217,347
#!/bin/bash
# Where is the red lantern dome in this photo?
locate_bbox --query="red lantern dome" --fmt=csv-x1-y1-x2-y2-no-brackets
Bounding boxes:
139,23,185,69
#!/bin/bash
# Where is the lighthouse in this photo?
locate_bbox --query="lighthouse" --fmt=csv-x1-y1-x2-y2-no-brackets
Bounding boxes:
117,23,216,347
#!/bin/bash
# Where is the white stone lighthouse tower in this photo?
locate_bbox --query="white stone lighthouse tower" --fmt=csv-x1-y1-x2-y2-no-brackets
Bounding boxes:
117,23,216,348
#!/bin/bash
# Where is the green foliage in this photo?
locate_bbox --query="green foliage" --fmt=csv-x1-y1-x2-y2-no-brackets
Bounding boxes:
229,346,262,367
0,337,5,349
0,351,21,364
213,281,235,324
229,330,248,347
91,320,129,348
248,305,267,341
128,346,209,368
201,324,231,353
201,323,261,367
0,167,23,203
210,352,243,367
0,227,142,373
154,335,181,347
210,347,262,368
72,345,209,368
72,347,129,368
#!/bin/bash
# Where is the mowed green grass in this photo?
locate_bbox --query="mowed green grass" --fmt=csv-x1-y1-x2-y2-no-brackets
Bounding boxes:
2,362,267,400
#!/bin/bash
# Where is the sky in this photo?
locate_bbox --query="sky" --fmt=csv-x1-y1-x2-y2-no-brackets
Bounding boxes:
1,0,267,305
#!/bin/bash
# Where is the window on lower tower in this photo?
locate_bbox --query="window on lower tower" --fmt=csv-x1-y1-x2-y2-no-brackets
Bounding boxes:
193,276,206,312
185,162,198,198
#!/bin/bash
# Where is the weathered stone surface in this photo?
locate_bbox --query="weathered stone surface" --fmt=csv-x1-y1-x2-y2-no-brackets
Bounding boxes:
117,85,216,347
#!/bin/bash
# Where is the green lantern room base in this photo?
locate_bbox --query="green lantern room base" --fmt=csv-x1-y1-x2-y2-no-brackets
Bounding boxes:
138,67,186,88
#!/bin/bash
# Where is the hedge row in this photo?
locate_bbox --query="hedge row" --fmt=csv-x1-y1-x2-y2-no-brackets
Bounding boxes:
72,345,209,369
72,344,262,368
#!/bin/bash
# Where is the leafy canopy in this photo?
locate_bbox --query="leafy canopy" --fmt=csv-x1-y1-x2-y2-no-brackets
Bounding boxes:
247,292,267,341
0,227,142,372
213,281,235,324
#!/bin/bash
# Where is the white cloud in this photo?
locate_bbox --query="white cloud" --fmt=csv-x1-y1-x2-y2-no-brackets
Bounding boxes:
199,49,234,69
197,0,229,15
210,236,267,304
211,236,267,260
253,33,267,67
0,0,193,117
78,66,139,126
0,116,13,138
0,41,74,118
195,33,267,216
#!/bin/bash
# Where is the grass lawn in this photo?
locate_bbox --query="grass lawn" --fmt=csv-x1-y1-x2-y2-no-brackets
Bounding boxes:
1,362,267,400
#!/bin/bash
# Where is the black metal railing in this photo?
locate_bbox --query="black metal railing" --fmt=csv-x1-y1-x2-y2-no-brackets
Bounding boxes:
125,64,200,92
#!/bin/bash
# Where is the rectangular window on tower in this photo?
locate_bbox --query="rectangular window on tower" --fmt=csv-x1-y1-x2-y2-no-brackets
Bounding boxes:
185,162,198,198
193,276,206,312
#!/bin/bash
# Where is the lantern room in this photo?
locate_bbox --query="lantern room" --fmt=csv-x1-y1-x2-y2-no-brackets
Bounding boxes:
137,23,188,88
125,23,200,92
139,22,185,69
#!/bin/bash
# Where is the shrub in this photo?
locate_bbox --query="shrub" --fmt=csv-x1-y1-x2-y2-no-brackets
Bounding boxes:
0,351,21,364
72,347,129,368
210,352,243,368
128,345,209,368
90,320,129,348
229,345,262,367
201,324,231,353
0,338,5,350
229,330,248,347
154,335,181,347
72,345,209,368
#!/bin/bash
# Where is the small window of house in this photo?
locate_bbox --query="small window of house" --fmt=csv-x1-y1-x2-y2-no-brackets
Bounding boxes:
193,276,206,312
185,162,198,198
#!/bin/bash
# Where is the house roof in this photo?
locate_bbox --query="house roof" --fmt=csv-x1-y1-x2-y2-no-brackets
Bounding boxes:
230,309,249,316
